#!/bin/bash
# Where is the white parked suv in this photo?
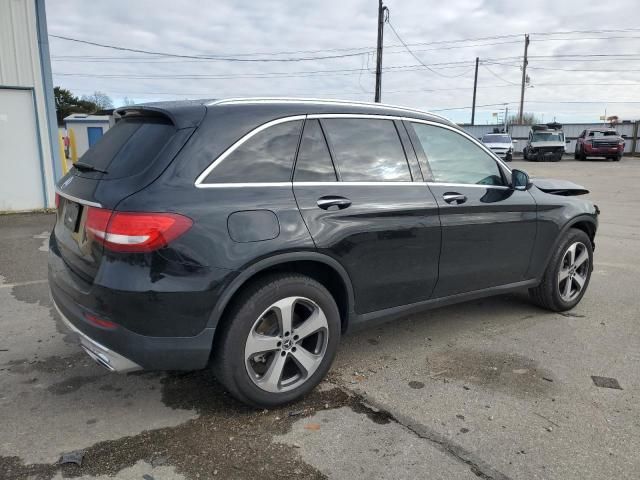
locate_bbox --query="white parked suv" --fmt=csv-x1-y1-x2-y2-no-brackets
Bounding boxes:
480,133,515,162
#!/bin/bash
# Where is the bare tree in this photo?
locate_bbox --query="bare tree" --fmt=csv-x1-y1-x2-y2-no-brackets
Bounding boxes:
81,91,114,110
507,112,540,125
122,97,136,106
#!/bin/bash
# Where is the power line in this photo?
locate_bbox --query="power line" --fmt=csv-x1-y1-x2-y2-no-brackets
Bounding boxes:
385,20,474,78
49,34,370,62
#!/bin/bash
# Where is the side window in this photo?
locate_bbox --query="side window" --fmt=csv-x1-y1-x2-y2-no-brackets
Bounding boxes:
294,120,337,182
411,123,504,186
204,120,303,183
321,119,412,182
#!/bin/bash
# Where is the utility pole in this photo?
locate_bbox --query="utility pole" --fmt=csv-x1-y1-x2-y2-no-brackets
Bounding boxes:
374,0,387,103
518,34,530,124
471,57,479,125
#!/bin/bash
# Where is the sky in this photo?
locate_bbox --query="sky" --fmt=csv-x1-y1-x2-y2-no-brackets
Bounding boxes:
46,0,640,124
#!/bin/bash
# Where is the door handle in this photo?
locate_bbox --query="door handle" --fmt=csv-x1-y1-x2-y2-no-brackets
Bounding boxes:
442,192,467,205
317,196,352,210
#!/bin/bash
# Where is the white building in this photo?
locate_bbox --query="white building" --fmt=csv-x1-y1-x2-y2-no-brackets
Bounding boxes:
64,114,112,158
0,0,60,211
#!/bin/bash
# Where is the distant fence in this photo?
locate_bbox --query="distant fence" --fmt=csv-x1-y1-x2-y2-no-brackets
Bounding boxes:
461,122,640,155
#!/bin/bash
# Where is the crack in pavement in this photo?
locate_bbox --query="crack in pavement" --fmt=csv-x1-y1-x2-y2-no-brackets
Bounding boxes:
338,385,513,480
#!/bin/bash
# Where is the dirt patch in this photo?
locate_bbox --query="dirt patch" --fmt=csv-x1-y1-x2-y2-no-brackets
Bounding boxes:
425,349,556,397
0,371,359,479
3,352,89,375
47,375,105,395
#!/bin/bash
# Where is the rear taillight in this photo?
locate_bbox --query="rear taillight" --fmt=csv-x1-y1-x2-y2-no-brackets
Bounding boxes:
85,207,193,253
55,193,60,209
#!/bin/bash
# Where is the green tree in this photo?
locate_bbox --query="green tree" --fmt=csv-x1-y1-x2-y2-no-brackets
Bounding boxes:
54,86,100,124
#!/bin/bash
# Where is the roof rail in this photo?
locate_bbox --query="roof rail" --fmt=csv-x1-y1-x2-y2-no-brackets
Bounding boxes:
207,97,450,122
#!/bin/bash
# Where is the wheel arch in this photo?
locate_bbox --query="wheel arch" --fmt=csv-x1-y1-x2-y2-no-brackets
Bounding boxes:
539,214,597,278
208,252,355,340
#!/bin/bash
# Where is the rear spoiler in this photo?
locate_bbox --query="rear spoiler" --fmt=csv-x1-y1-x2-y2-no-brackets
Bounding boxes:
115,102,207,129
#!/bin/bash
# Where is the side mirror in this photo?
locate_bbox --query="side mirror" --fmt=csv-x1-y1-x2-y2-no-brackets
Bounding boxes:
512,139,518,143
511,169,530,191
566,139,571,143
621,134,628,139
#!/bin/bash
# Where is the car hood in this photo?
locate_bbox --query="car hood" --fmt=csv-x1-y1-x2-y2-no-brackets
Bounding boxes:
530,141,565,148
484,142,511,149
532,177,589,196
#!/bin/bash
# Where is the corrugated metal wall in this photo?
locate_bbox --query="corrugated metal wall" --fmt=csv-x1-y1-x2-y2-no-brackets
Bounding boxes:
462,123,639,155
0,0,57,209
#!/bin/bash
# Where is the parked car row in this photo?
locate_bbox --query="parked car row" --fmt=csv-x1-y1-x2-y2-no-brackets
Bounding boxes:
480,123,627,162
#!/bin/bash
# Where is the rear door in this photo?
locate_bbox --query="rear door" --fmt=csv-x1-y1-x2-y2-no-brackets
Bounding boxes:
406,121,537,298
293,116,441,314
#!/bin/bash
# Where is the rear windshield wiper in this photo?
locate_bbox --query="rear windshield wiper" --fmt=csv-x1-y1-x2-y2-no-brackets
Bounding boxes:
73,162,108,174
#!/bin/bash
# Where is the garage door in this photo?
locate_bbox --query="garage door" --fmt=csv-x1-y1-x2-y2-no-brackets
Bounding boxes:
0,89,45,211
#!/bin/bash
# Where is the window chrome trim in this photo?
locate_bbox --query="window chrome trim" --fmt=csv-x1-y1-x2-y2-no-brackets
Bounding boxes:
55,188,103,208
426,182,510,190
294,181,422,186
194,113,511,188
194,115,306,188
196,182,292,189
207,97,450,123
197,181,509,189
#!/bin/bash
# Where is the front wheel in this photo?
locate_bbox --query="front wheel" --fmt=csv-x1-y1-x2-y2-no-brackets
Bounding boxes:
213,273,341,408
529,228,593,311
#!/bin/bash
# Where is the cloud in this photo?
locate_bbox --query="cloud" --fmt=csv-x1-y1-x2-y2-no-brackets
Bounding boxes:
46,0,640,123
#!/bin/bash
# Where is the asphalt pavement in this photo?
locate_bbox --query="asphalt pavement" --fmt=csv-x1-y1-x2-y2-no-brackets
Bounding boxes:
1,157,639,479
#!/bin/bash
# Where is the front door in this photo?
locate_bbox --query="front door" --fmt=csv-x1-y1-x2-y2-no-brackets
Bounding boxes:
87,126,104,147
406,121,537,298
293,117,441,314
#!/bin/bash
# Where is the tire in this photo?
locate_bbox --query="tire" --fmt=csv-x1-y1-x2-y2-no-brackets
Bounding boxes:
212,273,341,408
505,153,512,162
529,228,593,312
615,155,622,162
574,148,579,160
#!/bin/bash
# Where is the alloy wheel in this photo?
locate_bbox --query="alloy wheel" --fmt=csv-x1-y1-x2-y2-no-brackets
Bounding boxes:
244,296,329,393
557,241,589,302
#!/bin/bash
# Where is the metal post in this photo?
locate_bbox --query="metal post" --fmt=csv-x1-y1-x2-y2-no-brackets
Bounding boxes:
471,57,479,125
518,34,530,124
374,0,385,103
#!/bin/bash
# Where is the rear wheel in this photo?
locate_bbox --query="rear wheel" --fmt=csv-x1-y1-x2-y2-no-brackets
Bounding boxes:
213,273,341,408
529,228,593,312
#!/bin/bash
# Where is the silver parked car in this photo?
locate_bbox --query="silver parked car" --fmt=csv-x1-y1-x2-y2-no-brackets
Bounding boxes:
481,133,515,162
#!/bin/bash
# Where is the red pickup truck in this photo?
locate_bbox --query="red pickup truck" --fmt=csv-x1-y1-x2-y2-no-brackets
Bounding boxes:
574,128,625,161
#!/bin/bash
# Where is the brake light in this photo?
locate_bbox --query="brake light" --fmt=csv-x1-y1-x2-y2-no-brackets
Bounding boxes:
55,193,60,209
85,207,193,253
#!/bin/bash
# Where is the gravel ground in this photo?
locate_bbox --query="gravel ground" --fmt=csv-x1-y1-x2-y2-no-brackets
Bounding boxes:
1,157,638,479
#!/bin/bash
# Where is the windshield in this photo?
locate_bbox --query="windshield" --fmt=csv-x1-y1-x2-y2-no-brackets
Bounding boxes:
482,135,511,143
589,131,617,137
532,132,563,142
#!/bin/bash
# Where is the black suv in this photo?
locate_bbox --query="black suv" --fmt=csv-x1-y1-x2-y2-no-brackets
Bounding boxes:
50,98,598,407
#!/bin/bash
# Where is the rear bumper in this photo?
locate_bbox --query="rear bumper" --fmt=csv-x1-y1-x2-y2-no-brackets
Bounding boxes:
53,298,142,372
50,278,215,371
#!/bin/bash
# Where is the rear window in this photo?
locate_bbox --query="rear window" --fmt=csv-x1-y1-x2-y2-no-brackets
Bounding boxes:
203,120,303,184
74,118,176,179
